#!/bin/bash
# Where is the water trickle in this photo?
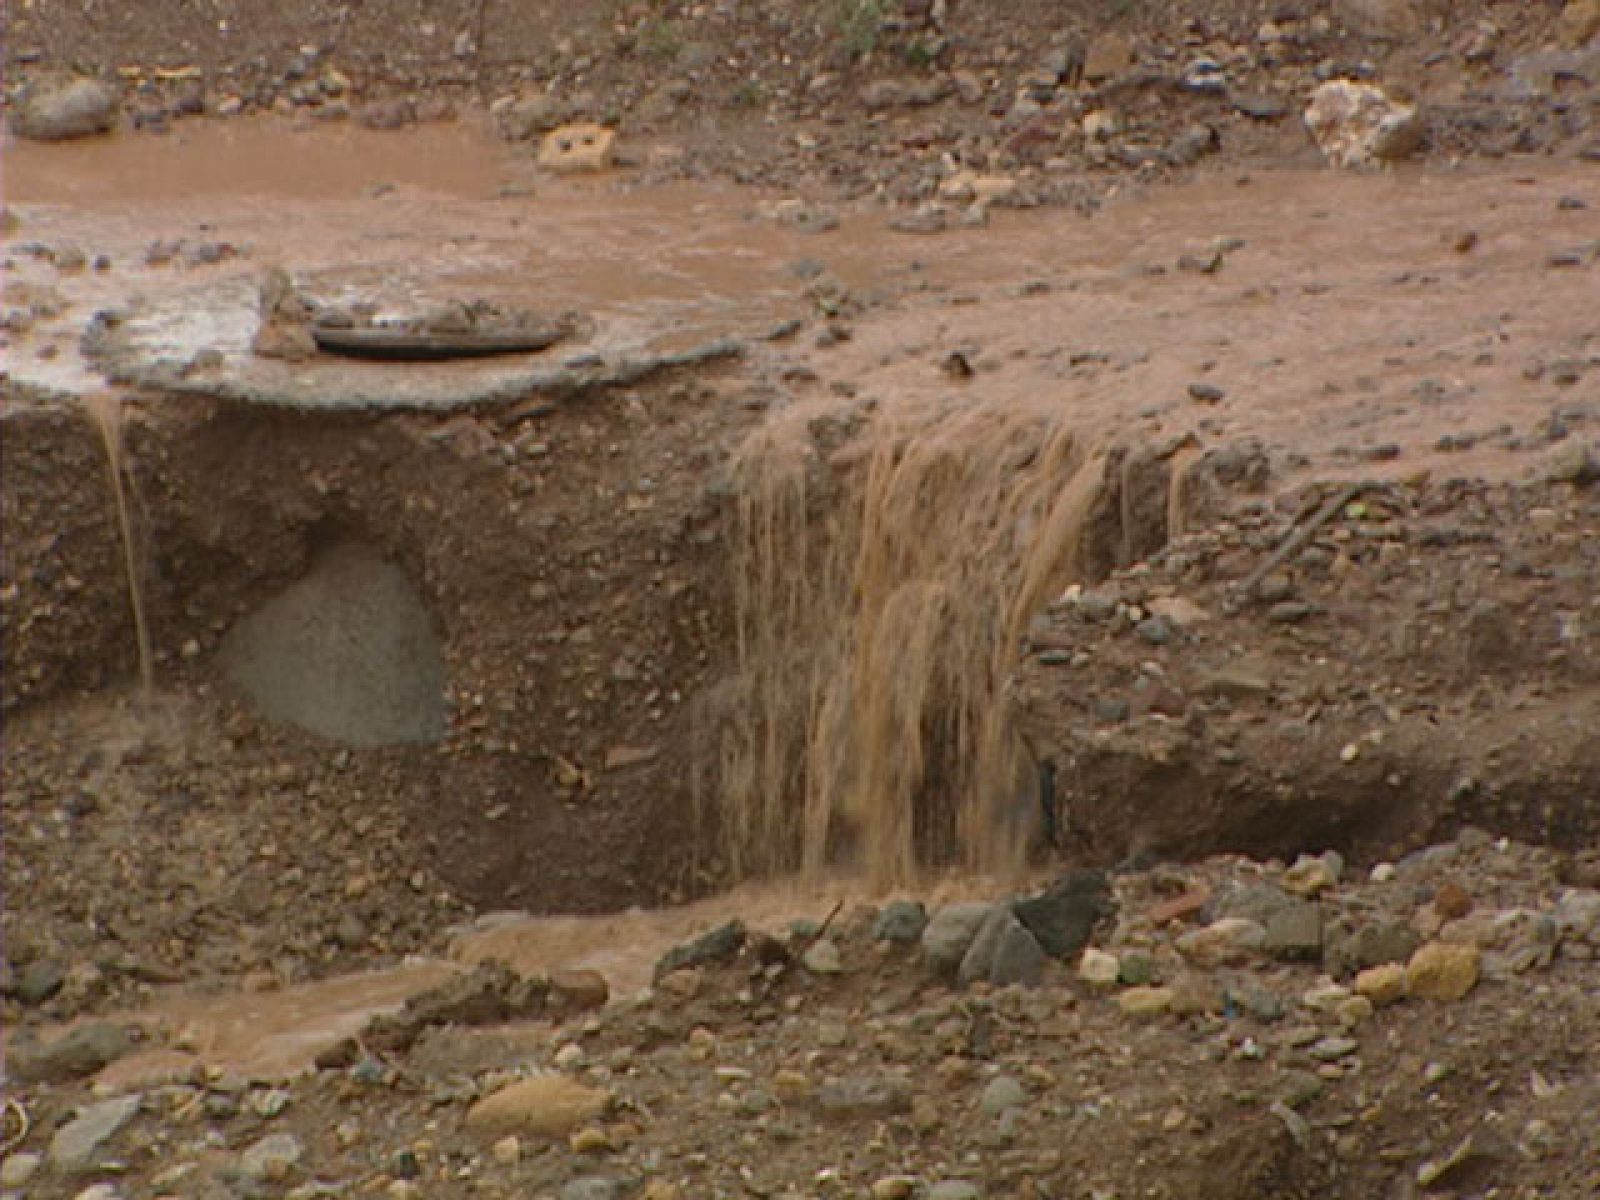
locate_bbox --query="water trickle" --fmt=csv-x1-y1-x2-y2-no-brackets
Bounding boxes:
704,391,1111,887
83,391,154,701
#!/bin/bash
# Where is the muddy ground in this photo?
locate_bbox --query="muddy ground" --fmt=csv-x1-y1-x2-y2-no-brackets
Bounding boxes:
3,1,1600,1198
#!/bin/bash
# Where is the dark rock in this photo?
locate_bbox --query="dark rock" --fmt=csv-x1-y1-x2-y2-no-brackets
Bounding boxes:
1135,615,1174,645
654,919,746,981
873,900,929,944
1324,919,1421,978
958,907,1046,987
9,1022,131,1083
361,961,547,1054
15,957,66,1004
1012,869,1114,959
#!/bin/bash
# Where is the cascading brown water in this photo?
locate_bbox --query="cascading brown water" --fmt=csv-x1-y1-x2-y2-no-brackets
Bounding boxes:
703,390,1111,887
83,391,154,701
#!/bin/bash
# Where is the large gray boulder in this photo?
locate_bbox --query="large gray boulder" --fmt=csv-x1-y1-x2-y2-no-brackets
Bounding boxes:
10,74,120,141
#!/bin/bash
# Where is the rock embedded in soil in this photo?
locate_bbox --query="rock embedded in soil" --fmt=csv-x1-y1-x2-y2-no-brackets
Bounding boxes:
1303,79,1424,168
1405,941,1480,1001
10,1020,131,1082
978,1074,1027,1117
958,906,1046,987
10,74,119,141
873,900,928,944
15,957,66,1004
466,1074,611,1136
1118,985,1175,1018
654,919,745,981
1011,869,1113,959
922,903,995,974
50,1093,143,1173
238,1132,304,1182
1354,962,1408,1006
0,1153,42,1188
813,1074,912,1120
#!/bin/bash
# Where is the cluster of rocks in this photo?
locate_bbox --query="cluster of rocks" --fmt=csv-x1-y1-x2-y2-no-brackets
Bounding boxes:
6,0,1597,196
7,828,1593,1198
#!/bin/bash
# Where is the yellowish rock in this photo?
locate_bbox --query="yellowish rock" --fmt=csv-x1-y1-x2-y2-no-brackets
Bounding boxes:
1406,941,1480,1001
537,122,616,172
641,1183,681,1200
1557,0,1600,48
771,1068,810,1099
1354,963,1408,1007
1078,947,1121,986
569,1125,612,1153
1081,32,1134,82
871,1176,922,1200
1336,994,1375,1027
491,1135,521,1165
1118,985,1176,1018
465,1074,610,1136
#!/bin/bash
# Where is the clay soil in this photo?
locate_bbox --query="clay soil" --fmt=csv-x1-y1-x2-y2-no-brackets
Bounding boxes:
3,2,1599,1198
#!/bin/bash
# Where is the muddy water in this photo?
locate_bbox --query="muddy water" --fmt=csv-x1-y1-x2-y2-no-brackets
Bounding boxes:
7,118,1598,1078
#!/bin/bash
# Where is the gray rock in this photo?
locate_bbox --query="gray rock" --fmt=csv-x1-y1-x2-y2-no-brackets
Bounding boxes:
1230,982,1286,1022
1553,889,1600,943
1215,883,1297,926
653,919,745,981
0,1152,42,1188
1231,90,1289,120
10,75,119,141
15,958,66,1004
959,908,1045,987
1279,1068,1326,1108
814,1074,911,1120
493,92,564,141
978,1074,1027,1117
10,1020,131,1083
1324,920,1420,978
1309,1036,1358,1062
50,1093,142,1173
873,900,929,944
1262,902,1324,962
922,903,995,974
238,1132,304,1181
560,1179,621,1200
1012,869,1113,959
801,938,843,975
1135,615,1174,645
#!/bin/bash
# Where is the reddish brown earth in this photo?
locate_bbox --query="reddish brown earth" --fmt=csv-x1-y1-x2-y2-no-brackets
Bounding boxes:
2,2,1598,1198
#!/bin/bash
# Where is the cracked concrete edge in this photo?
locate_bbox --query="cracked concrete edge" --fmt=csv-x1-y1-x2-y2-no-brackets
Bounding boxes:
82,315,745,412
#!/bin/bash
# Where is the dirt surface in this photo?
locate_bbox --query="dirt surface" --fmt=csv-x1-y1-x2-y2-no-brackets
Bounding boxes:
3,2,1600,1198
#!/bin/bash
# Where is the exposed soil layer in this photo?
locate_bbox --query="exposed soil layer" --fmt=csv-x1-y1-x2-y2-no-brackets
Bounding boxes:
3,3,1600,1197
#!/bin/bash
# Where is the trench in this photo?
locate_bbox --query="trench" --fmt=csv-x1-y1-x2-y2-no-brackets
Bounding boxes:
5,123,1599,1076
